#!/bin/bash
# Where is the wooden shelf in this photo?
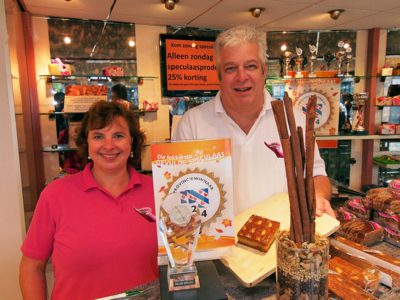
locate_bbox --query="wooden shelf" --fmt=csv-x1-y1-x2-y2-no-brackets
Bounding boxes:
43,145,76,152
373,161,400,169
316,134,400,141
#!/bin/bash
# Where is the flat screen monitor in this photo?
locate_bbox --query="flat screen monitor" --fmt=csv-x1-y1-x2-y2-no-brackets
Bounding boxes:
160,34,219,97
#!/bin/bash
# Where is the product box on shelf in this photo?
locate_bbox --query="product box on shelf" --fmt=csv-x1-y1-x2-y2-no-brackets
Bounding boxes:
143,100,158,111
393,96,400,106
378,124,396,135
102,66,124,76
48,58,71,75
377,96,392,106
49,62,71,76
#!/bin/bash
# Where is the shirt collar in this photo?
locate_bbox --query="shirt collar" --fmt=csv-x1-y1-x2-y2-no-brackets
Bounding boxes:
214,89,274,114
82,162,142,192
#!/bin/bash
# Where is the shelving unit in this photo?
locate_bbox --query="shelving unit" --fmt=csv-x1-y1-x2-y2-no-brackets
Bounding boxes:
316,134,400,141
373,161,400,169
39,74,157,82
266,69,400,188
38,74,159,180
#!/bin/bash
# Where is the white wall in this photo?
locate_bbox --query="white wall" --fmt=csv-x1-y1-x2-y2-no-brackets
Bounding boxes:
0,0,25,298
135,24,169,171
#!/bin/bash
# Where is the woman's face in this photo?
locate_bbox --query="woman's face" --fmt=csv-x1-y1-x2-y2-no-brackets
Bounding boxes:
87,116,132,174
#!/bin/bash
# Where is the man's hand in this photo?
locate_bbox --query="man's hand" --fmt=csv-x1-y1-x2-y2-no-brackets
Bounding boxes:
316,196,336,218
314,175,336,218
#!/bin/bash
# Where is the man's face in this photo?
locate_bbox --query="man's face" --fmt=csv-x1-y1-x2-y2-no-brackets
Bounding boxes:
219,42,267,110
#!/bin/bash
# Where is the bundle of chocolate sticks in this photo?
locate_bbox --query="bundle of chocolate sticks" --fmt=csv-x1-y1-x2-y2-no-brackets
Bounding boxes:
271,92,317,243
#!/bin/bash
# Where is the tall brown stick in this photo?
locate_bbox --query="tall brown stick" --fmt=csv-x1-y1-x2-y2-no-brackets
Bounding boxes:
305,95,317,242
297,127,305,170
283,93,311,242
271,101,303,243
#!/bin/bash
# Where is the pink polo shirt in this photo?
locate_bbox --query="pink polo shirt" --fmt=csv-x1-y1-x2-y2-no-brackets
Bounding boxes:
21,164,159,299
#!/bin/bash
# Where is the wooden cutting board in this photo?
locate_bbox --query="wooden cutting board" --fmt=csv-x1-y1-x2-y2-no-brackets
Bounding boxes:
220,193,340,287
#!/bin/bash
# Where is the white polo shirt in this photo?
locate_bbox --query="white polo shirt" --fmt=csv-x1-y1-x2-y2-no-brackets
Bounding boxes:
173,90,327,215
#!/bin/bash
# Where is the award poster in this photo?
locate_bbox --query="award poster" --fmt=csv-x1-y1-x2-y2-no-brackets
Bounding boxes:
151,139,235,262
285,78,341,135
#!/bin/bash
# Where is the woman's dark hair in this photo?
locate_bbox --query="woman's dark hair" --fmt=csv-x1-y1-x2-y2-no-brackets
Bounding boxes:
75,100,145,169
111,83,128,100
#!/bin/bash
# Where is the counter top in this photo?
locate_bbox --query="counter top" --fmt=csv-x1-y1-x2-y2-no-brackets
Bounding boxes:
125,261,276,300
123,241,399,300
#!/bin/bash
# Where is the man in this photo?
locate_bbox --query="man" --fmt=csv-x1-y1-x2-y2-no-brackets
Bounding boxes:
173,25,335,217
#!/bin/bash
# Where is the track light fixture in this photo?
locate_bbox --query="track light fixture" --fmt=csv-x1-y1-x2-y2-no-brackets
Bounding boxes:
328,9,344,20
249,7,265,18
162,0,179,10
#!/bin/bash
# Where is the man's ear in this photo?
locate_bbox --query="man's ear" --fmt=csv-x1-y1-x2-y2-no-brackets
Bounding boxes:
262,63,268,76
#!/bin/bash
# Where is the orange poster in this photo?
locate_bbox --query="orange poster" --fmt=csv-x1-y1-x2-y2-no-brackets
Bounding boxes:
165,39,220,91
151,139,235,263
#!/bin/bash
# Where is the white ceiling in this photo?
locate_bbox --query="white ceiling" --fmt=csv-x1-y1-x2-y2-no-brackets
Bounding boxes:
20,0,400,31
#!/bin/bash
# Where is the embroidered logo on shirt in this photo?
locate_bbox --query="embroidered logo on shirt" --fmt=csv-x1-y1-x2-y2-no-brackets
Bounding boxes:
264,142,284,158
133,207,156,222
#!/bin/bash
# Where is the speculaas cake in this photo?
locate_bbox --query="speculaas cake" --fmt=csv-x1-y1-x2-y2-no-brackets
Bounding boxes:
364,188,400,213
237,214,280,252
338,219,384,246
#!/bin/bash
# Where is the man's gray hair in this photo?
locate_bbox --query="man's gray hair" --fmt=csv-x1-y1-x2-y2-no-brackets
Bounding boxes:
214,25,267,73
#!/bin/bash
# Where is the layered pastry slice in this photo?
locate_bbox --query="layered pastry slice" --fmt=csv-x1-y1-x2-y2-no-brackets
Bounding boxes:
237,214,280,252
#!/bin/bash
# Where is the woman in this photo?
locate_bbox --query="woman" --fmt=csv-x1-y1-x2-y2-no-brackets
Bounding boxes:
20,101,158,299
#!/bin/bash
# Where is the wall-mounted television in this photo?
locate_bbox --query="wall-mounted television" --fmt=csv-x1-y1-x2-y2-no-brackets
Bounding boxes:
160,34,219,97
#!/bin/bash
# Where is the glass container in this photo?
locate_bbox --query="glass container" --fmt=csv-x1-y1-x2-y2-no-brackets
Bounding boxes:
276,230,329,299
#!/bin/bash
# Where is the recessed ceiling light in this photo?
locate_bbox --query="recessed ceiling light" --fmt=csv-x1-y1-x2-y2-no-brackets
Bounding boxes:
128,40,135,47
162,0,179,10
328,9,345,20
249,7,265,18
64,36,71,44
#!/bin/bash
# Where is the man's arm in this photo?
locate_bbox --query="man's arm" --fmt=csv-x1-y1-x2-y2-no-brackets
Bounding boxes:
314,175,336,218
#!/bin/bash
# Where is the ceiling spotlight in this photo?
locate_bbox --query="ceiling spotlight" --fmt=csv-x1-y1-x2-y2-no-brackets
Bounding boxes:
128,39,135,47
328,9,344,20
64,36,71,44
249,7,265,18
162,0,178,10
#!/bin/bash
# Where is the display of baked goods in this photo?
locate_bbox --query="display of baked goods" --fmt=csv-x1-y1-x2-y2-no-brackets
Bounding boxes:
328,273,378,300
336,206,358,223
383,227,400,247
364,187,400,214
65,85,108,96
338,219,384,246
237,214,280,252
373,211,400,232
346,198,372,219
329,256,380,293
